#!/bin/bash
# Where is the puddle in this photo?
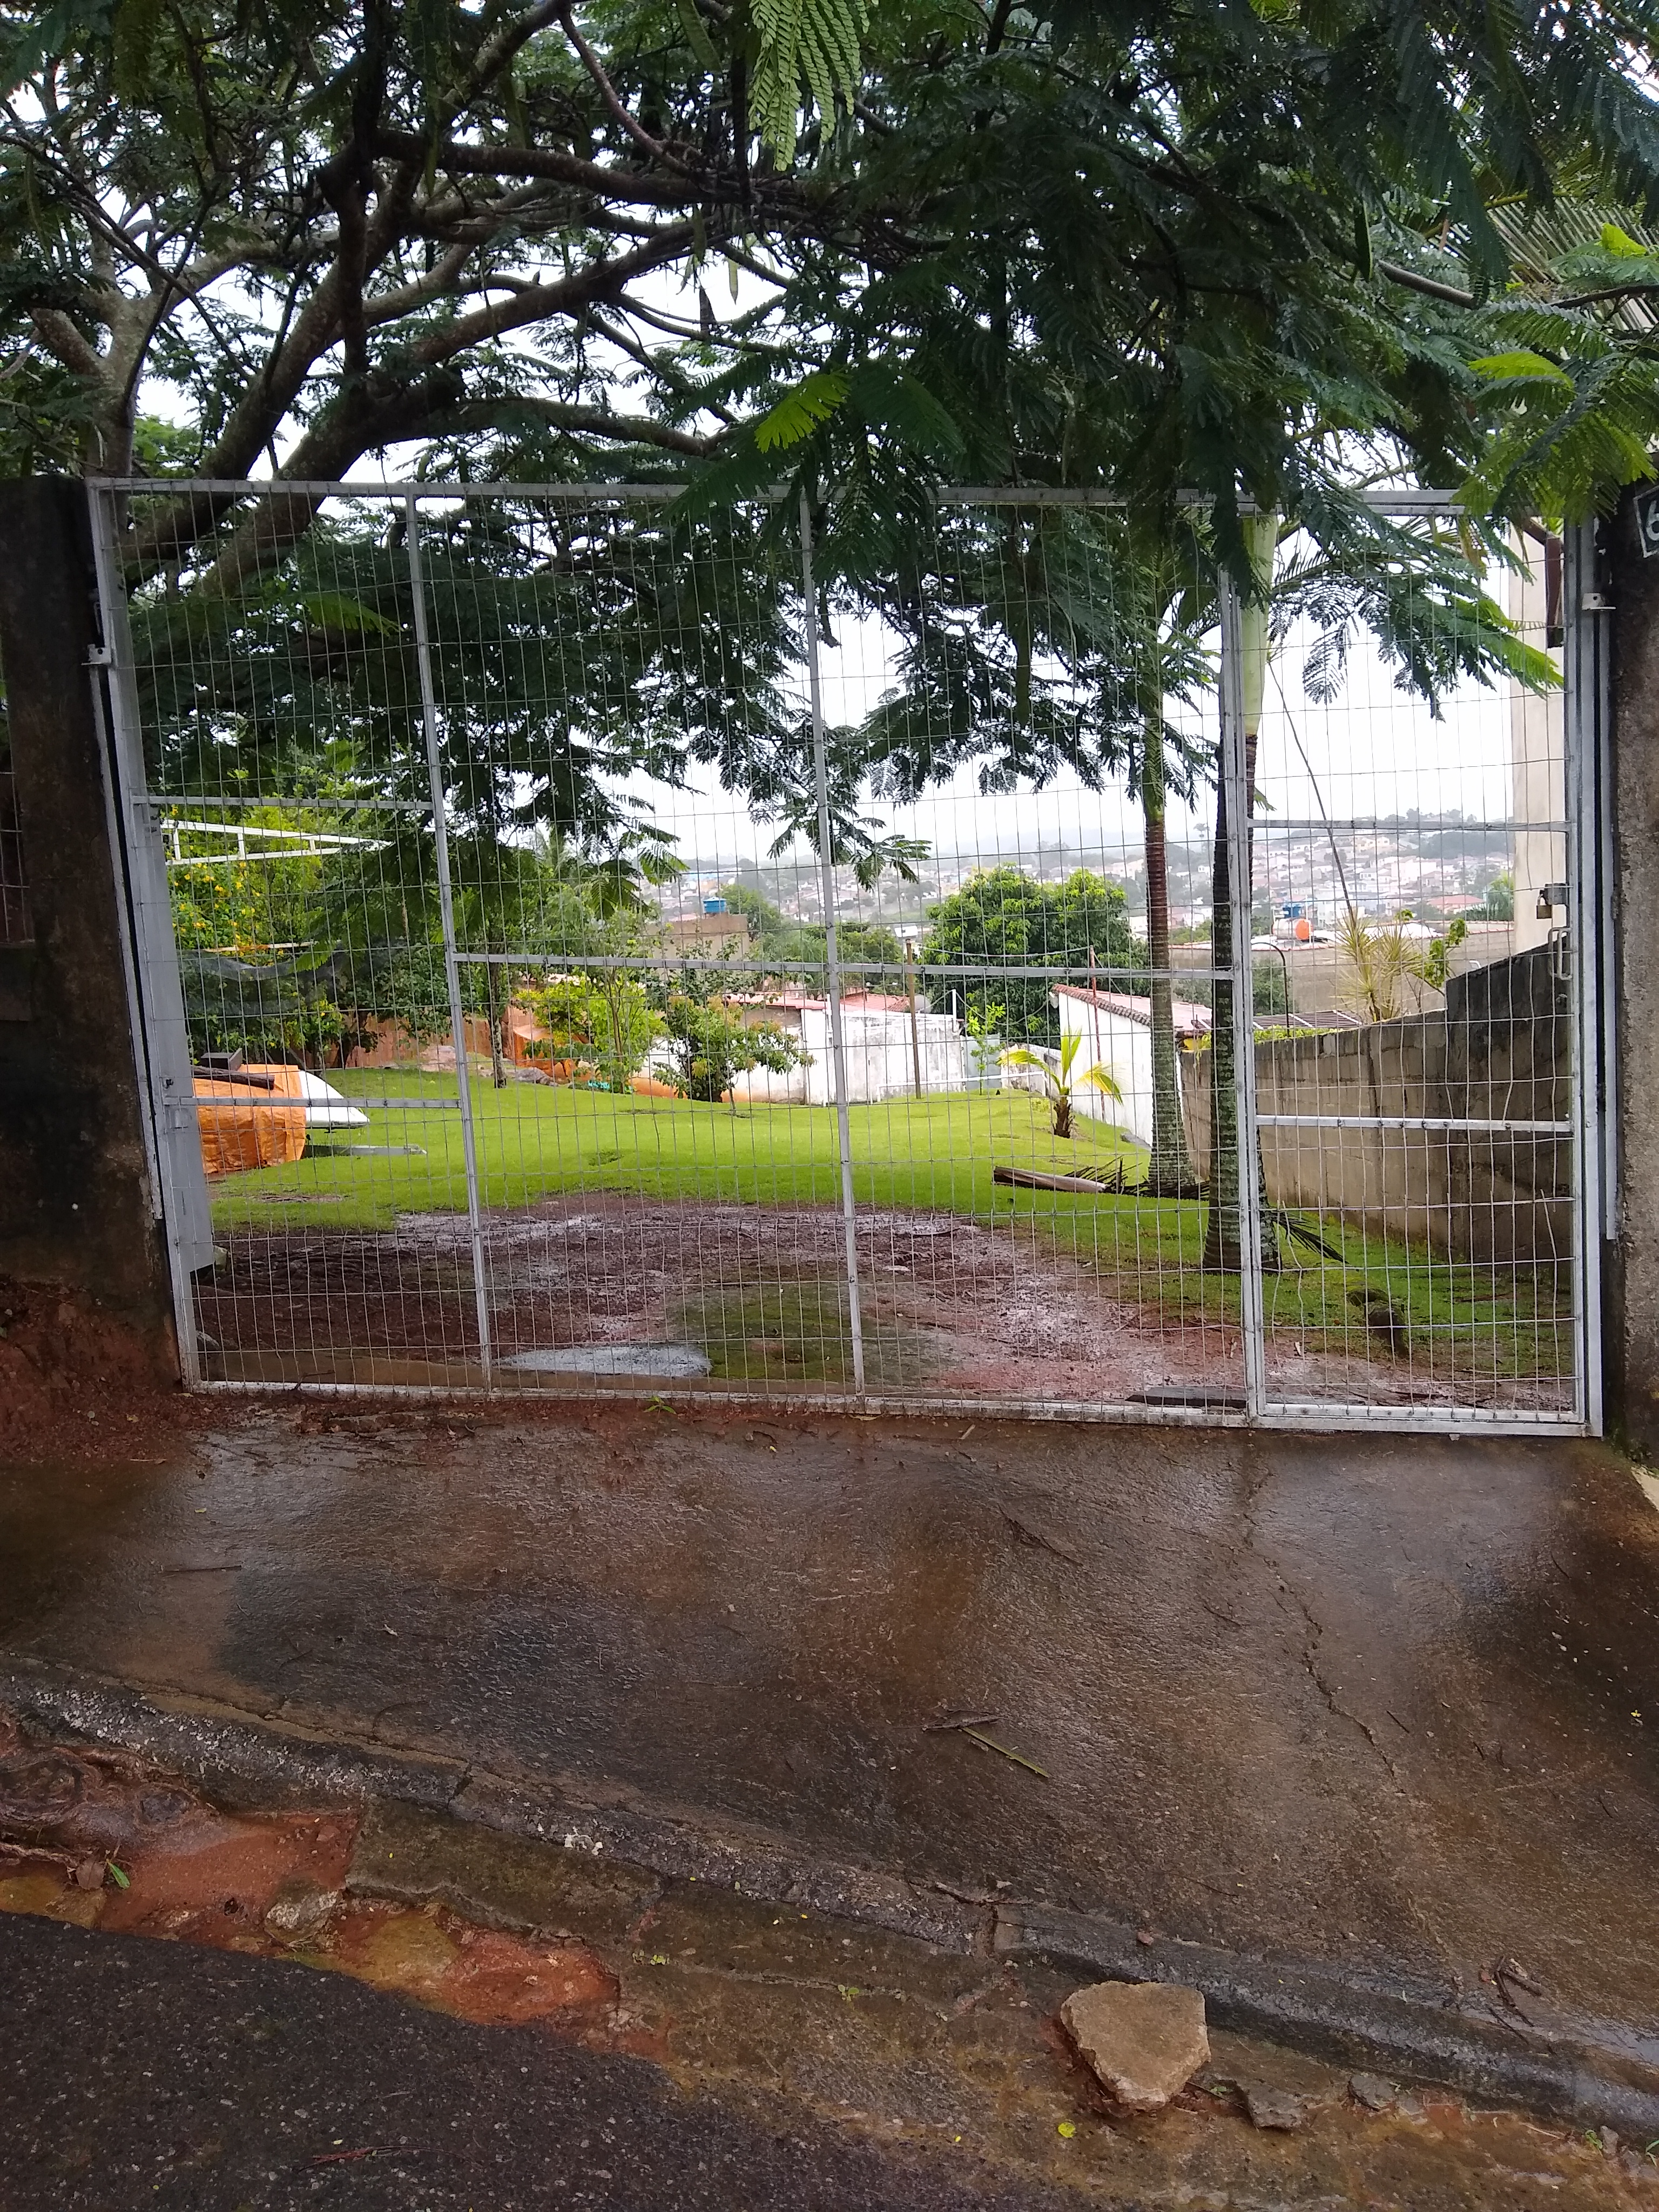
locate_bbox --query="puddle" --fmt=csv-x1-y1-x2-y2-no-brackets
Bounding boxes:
676,1280,940,1388
333,1902,616,2026
501,1345,712,1378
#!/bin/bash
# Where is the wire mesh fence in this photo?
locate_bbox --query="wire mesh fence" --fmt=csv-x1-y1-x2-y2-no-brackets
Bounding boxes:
87,480,1596,1427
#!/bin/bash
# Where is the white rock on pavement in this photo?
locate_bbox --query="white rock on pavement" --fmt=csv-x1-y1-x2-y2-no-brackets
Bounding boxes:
1059,1980,1210,2112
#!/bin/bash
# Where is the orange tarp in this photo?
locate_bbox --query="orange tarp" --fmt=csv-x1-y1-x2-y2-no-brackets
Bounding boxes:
195,1062,308,1179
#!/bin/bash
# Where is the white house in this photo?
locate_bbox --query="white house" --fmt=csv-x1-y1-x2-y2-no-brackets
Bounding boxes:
1048,985,1212,1147
727,992,970,1104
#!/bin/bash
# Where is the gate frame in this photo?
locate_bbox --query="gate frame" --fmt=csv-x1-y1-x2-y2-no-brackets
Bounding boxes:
85,478,1609,1437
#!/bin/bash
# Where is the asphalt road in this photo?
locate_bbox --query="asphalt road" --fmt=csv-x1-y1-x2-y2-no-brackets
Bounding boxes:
0,1912,1073,2212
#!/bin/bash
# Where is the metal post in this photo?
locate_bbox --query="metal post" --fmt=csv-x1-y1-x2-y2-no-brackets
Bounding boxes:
904,938,924,1098
1217,571,1267,1415
85,483,214,1384
799,489,867,1394
1566,521,1608,1432
406,494,495,1388
1088,944,1103,1080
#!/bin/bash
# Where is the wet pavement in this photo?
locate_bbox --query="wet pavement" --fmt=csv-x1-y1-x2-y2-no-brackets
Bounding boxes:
2,1401,1656,2054
1,1743,1651,2209
0,1910,1064,2211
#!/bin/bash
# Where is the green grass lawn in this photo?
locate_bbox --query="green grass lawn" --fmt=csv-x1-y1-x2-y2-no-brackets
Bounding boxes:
206,1070,1574,1384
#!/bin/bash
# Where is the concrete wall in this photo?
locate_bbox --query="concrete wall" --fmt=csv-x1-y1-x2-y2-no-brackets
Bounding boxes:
1179,946,1571,1269
731,1005,969,1104
0,478,177,1368
1051,1000,1155,1145
1172,927,1513,1026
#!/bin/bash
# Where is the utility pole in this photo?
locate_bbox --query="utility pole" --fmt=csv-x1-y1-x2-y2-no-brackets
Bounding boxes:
905,938,925,1098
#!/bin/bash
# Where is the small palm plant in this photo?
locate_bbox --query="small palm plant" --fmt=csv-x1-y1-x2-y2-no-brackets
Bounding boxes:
1000,1031,1123,1140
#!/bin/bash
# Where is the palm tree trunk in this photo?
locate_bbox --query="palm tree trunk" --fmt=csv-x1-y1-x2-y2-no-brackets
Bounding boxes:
1201,757,1245,1271
1201,737,1279,1272
1141,702,1197,1195
1203,520,1280,1276
486,938,508,1090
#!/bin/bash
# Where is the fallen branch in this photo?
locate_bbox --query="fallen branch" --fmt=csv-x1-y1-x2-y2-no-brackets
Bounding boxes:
960,1728,1050,1779
993,1164,1115,1194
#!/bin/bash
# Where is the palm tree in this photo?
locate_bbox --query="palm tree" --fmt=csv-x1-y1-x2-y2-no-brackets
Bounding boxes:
1111,523,1214,1197
1203,508,1280,1274
1001,1030,1123,1141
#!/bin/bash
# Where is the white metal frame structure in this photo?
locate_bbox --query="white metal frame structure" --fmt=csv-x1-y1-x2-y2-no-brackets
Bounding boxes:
85,479,1610,1435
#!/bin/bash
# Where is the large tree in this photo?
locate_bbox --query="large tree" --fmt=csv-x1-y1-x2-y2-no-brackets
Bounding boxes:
9,0,1659,564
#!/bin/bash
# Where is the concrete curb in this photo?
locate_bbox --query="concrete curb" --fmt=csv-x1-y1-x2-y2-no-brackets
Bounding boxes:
5,1657,1656,2137
995,1902,1659,2142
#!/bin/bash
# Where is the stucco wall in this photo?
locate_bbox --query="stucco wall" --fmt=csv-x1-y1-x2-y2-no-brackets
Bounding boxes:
731,1007,969,1104
1179,945,1571,1269
1051,1001,1156,1145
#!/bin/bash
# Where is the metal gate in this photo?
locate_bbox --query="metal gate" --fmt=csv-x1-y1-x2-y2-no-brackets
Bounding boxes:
86,479,1608,1433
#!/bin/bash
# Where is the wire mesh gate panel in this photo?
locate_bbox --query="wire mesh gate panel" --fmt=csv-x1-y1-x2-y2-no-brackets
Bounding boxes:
87,480,1603,1431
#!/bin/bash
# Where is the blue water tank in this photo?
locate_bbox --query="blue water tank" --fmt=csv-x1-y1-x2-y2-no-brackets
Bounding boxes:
703,897,727,914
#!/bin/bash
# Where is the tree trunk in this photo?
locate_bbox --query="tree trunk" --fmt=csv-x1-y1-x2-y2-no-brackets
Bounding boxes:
1202,758,1244,1271
1202,724,1279,1274
1141,703,1198,1195
1053,1089,1073,1140
1203,517,1281,1277
485,943,508,1089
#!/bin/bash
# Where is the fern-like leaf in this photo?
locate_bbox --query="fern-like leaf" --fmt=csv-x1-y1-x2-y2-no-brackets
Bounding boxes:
753,368,850,450
748,0,867,165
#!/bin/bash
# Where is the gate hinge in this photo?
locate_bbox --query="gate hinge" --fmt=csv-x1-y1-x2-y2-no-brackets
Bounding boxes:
85,643,114,667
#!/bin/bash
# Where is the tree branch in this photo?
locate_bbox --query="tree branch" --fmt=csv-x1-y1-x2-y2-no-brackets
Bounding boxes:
374,129,709,209
441,395,716,454
586,308,740,421
554,4,691,173
28,306,105,382
362,243,477,328
132,226,696,569
1377,258,1478,308
409,225,696,363
450,1,566,117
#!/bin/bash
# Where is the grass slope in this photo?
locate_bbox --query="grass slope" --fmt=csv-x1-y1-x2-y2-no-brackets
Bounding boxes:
204,1069,1572,1384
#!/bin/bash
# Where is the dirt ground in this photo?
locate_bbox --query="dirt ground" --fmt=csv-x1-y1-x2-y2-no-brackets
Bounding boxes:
0,1273,223,1463
191,1193,1568,1410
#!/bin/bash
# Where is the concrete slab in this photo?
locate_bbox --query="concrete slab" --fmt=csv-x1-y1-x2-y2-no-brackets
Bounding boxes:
2,1403,1655,2057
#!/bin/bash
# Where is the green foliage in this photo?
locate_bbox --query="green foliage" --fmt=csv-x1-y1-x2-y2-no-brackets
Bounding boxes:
658,982,808,1101
178,948,347,1067
719,882,901,983
9,0,1659,549
1252,958,1289,1018
1416,914,1469,993
517,969,660,1087
753,370,851,450
748,0,868,164
1474,871,1515,922
965,999,1005,1083
921,866,1139,1047
1331,907,1469,1024
1000,1030,1123,1141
